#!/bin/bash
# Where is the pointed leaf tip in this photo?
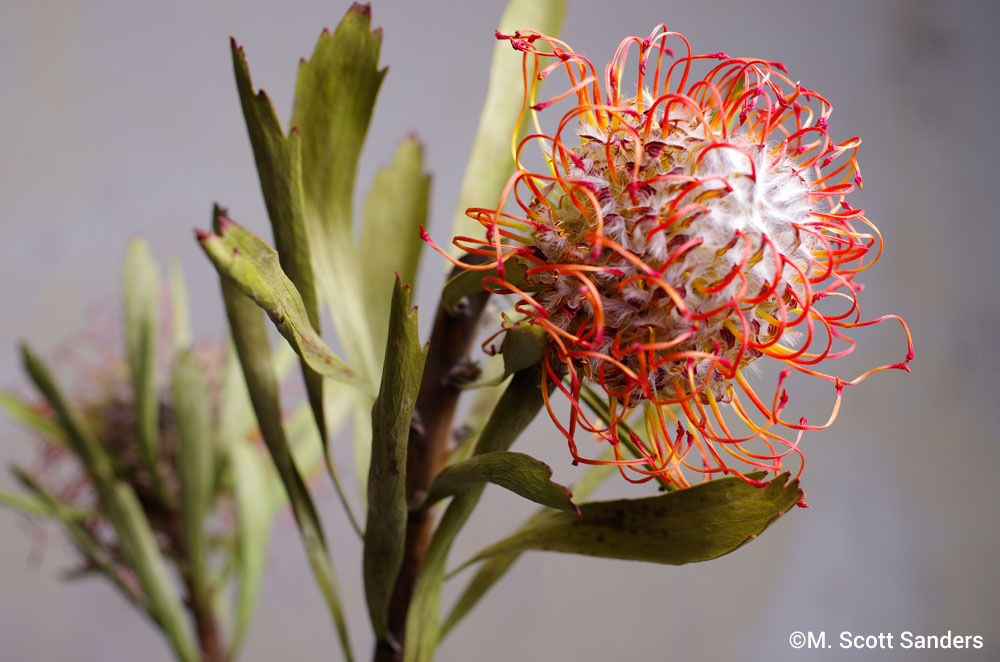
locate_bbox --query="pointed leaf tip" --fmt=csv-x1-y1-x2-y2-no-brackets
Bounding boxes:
462,472,804,568
425,452,578,514
199,216,365,392
349,2,372,17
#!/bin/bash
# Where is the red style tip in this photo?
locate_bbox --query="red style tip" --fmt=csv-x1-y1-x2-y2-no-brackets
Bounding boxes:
347,3,372,18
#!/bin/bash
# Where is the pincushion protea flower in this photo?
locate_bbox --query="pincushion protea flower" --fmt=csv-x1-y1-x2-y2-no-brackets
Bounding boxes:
428,26,913,490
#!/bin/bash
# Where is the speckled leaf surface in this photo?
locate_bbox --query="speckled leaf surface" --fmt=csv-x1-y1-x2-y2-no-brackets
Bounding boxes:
364,278,426,642
463,473,803,566
425,452,576,514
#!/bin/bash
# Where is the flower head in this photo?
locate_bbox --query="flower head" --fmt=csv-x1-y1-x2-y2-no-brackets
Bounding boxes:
431,26,913,489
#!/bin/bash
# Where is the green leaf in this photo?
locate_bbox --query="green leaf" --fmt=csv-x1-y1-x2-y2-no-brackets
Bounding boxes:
112,480,200,662
292,3,386,385
361,137,430,354
231,37,328,467
440,257,534,314
441,453,615,639
424,452,576,513
352,396,373,507
12,469,153,621
197,213,367,394
501,324,549,377
217,342,301,453
448,0,566,252
460,473,803,567
167,258,191,352
217,344,255,453
292,4,385,243
212,221,354,661
404,367,546,662
20,346,197,662
0,487,49,516
122,238,164,495
0,392,67,447
228,440,276,658
364,278,427,642
171,350,214,611
20,346,116,483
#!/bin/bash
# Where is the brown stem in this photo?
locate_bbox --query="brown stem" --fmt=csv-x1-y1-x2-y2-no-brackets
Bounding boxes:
376,284,490,662
194,605,227,662
173,516,227,662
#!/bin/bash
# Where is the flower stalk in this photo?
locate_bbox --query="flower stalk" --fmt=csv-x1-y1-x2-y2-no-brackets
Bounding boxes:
376,272,491,662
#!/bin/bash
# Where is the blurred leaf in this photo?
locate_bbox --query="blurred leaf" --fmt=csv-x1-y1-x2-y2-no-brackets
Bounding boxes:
441,456,615,639
217,345,255,452
460,473,803,567
13,469,153,621
20,345,197,662
352,397,373,507
501,324,548,377
112,480,200,662
20,346,116,483
316,380,363,520
171,350,214,610
364,278,427,642
404,367,545,662
231,37,328,470
440,257,534,314
212,219,353,661
228,440,275,658
197,213,367,394
263,401,326,511
448,0,566,252
361,138,430,355
218,342,299,450
122,238,164,496
167,258,191,352
0,392,67,447
284,401,329,486
425,452,576,513
0,487,49,516
292,3,386,385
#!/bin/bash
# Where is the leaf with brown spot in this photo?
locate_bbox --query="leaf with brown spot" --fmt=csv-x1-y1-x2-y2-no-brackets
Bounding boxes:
457,473,803,567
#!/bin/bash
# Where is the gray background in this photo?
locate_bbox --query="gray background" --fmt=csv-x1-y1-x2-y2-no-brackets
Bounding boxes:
2,0,998,660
